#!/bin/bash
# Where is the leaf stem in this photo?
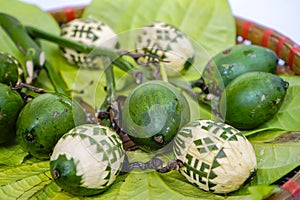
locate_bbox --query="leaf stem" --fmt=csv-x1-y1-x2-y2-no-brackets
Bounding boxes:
101,58,116,111
26,26,170,75
159,63,168,82
0,12,43,82
0,13,69,95
43,61,69,95
26,26,111,55
26,26,135,72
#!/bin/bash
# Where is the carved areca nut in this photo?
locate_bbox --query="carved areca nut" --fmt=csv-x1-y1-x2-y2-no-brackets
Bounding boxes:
173,119,257,194
50,124,125,196
60,18,119,69
135,21,194,76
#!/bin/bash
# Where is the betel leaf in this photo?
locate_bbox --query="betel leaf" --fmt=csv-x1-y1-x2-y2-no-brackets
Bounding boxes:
248,185,280,200
252,141,300,185
0,160,51,199
0,160,253,200
60,68,107,110
114,171,226,200
83,0,236,54
248,130,300,143
280,74,300,87
247,130,287,143
0,142,28,166
82,0,236,75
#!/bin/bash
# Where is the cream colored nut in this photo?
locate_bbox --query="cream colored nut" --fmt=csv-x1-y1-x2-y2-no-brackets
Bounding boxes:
135,21,194,76
174,119,257,194
60,18,119,69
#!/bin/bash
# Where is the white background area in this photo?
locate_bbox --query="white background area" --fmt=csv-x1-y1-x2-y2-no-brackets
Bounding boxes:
19,0,300,44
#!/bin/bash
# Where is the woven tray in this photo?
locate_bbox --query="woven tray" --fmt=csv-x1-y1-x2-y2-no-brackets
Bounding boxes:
49,6,300,200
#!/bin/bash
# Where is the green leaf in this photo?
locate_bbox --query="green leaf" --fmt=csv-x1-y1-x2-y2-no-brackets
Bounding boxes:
248,130,300,143
0,160,253,200
83,0,236,73
2,142,290,200
280,74,300,87
115,171,226,200
60,68,107,109
0,160,51,199
248,185,280,200
83,0,236,53
0,142,28,166
252,142,300,185
247,130,287,143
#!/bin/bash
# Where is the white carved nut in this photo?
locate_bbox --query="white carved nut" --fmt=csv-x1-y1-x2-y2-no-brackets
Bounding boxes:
50,124,125,196
60,18,119,69
135,21,194,76
173,119,257,194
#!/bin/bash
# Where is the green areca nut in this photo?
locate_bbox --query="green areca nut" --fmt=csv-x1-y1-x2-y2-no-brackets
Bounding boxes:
221,71,289,129
0,83,24,144
122,80,190,152
0,52,21,86
16,93,86,159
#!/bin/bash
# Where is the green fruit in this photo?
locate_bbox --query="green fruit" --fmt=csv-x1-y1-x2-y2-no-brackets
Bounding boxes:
202,44,278,87
122,80,190,152
0,52,20,86
221,72,289,129
173,119,257,194
0,83,24,144
50,124,125,196
16,93,87,159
